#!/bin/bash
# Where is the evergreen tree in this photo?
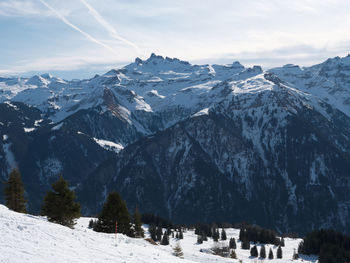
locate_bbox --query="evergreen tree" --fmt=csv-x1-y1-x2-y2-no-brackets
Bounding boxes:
277,246,283,258
239,228,245,241
197,235,203,244
268,248,274,259
229,237,237,249
149,224,157,241
221,229,227,240
173,242,184,258
212,228,219,242
156,226,163,241
230,249,237,259
93,192,132,235
260,245,266,258
280,237,285,247
175,232,179,239
161,233,169,245
250,245,258,257
241,239,250,250
202,233,208,241
4,168,27,213
133,207,144,238
88,219,96,229
41,176,80,228
179,229,184,239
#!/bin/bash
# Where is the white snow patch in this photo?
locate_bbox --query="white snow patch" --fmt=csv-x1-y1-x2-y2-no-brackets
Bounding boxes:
24,127,36,133
192,108,209,117
3,134,8,141
34,119,43,127
4,101,18,110
0,205,317,263
93,138,124,153
52,122,63,131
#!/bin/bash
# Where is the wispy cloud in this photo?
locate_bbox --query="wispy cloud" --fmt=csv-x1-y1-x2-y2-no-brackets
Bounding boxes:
78,0,140,53
38,0,120,56
0,0,53,17
0,52,127,76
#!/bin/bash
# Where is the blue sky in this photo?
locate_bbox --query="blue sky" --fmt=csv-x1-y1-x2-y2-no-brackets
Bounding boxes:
1,0,350,79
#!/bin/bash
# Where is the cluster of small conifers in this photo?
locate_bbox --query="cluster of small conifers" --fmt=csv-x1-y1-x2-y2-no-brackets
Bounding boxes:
192,222,287,259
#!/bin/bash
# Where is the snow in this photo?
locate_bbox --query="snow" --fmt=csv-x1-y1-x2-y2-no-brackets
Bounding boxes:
24,127,36,133
51,122,63,131
192,108,209,117
34,119,43,127
3,134,8,141
93,138,124,153
0,205,317,263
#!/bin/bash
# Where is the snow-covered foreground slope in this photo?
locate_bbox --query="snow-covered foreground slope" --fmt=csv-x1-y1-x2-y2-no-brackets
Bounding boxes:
0,205,317,263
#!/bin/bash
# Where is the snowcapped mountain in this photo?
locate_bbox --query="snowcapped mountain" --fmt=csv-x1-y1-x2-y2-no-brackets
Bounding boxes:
1,54,350,234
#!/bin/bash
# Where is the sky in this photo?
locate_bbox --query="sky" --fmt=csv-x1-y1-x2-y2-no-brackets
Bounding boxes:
1,0,350,80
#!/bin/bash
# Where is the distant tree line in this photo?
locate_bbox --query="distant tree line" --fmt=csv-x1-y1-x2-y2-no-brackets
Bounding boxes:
298,229,350,263
239,225,283,245
141,213,174,229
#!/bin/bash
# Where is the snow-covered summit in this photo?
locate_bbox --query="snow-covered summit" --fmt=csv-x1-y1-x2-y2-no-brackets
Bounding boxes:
1,53,350,129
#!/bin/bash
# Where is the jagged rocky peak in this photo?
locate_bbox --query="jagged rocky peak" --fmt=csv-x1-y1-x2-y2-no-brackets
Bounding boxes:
25,75,49,86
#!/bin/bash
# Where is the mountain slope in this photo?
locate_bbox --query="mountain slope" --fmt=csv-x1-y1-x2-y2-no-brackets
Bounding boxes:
1,54,350,234
79,73,350,234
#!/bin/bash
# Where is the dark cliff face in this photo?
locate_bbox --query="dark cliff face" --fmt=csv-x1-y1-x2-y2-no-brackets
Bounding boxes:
0,102,113,212
78,86,350,234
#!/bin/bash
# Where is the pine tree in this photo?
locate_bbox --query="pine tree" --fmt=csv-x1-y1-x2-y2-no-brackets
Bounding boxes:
41,176,80,228
4,168,27,213
161,233,169,245
93,191,132,235
260,245,266,258
175,232,179,239
280,237,285,247
179,229,184,239
149,224,157,241
230,249,237,259
221,229,227,240
268,248,274,259
239,228,245,241
202,233,208,241
156,225,163,241
88,219,95,229
213,228,219,242
241,239,250,250
277,246,283,258
133,207,144,238
250,245,258,257
229,237,237,249
173,242,184,258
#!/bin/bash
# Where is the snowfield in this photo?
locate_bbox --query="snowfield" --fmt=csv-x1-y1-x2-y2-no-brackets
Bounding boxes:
0,205,318,263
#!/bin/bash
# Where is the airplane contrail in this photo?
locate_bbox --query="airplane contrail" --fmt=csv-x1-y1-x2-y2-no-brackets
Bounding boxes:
38,0,119,56
78,0,140,53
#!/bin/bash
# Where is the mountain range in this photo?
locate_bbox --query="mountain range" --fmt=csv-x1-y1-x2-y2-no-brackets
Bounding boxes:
1,53,350,234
